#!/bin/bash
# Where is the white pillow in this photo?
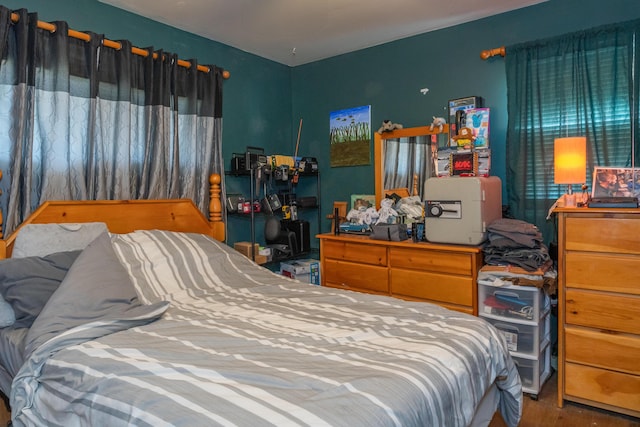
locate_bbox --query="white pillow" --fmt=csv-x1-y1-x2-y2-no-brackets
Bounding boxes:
12,222,109,258
0,294,16,328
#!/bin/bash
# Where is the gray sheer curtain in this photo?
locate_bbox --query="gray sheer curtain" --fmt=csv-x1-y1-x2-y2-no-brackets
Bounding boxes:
0,7,225,236
383,136,432,199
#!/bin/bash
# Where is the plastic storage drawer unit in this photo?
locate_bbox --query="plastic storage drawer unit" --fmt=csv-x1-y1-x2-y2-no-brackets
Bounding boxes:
478,281,550,322
482,312,550,357
513,344,552,396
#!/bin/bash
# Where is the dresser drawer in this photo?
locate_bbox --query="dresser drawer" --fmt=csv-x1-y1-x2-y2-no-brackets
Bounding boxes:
565,217,640,254
565,362,640,413
323,259,389,294
322,240,387,266
565,251,640,295
565,289,640,335
565,326,640,375
390,268,473,306
389,247,473,276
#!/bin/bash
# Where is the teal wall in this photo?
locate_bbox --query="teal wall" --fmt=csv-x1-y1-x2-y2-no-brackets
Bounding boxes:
4,0,640,246
292,0,640,236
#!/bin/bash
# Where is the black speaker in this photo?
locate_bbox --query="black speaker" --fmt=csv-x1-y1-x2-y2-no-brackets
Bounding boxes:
282,220,310,254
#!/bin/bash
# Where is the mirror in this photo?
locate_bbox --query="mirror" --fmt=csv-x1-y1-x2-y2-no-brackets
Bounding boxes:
374,125,449,208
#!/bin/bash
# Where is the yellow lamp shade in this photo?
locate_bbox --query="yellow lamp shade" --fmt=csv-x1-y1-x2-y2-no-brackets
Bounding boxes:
554,137,586,184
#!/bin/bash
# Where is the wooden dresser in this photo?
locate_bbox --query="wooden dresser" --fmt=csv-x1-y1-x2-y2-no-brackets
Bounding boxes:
556,207,640,417
317,233,483,315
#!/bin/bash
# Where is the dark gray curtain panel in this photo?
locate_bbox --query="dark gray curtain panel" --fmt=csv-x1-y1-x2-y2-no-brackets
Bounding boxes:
0,7,225,235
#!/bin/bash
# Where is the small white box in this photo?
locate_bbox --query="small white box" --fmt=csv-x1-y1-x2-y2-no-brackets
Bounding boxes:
280,259,317,276
280,259,320,285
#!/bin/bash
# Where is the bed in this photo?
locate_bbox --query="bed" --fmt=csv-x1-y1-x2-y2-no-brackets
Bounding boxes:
0,174,522,427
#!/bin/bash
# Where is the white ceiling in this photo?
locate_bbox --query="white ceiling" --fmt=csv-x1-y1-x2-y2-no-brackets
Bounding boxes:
99,0,547,66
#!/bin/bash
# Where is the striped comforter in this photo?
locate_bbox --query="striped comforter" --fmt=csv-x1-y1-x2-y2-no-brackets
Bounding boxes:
11,230,521,426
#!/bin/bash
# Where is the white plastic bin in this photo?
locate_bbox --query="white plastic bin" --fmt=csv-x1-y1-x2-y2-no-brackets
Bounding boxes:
482,311,550,357
513,343,551,396
478,281,550,322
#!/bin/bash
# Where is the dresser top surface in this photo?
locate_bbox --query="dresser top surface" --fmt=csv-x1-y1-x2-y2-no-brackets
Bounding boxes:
555,206,640,215
316,233,483,253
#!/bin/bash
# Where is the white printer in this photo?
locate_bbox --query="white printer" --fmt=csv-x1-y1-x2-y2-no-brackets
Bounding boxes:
423,176,502,245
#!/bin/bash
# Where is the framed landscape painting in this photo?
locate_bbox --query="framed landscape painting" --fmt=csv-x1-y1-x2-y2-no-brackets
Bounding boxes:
329,105,371,167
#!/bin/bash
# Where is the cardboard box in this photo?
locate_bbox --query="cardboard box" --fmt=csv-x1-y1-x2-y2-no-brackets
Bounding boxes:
234,241,267,264
280,259,320,285
234,241,259,257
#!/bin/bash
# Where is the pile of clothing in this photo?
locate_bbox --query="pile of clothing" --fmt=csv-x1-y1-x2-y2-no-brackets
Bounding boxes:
483,218,552,272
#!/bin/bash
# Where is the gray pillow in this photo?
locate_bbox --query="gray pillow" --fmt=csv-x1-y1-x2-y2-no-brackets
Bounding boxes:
25,232,168,357
0,294,16,328
12,222,108,258
0,251,81,328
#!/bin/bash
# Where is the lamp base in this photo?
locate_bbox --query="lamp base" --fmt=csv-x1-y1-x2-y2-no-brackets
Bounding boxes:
564,193,577,208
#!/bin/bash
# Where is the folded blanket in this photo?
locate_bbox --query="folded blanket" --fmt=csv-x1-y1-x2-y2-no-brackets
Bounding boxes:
484,244,550,272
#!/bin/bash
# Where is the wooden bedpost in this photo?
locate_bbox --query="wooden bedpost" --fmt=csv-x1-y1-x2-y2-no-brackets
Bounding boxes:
209,173,225,242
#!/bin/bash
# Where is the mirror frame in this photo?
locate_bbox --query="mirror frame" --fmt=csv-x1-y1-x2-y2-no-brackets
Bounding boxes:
374,124,449,208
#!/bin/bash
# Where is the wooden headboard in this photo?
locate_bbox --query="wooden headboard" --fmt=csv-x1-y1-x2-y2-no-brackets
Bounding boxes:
0,173,224,259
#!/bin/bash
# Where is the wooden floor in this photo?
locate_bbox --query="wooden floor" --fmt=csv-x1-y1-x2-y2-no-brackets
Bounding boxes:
0,401,7,427
490,371,640,427
1,372,638,426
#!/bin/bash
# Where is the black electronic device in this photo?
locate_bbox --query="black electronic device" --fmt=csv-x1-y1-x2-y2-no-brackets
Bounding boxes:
299,157,318,173
278,191,295,206
245,146,267,170
226,194,241,213
448,96,483,143
282,219,310,254
261,193,282,215
588,197,639,208
296,196,317,208
274,165,289,181
230,153,246,172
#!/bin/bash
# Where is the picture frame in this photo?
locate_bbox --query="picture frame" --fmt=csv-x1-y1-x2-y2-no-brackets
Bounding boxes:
591,167,640,199
329,105,372,167
350,194,375,210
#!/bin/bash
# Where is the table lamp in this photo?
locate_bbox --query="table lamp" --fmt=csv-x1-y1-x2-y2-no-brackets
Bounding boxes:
554,137,587,207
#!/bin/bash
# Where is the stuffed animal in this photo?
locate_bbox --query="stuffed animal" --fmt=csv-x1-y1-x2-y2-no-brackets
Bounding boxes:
429,116,446,133
375,198,399,224
377,120,403,134
346,206,379,225
452,127,476,150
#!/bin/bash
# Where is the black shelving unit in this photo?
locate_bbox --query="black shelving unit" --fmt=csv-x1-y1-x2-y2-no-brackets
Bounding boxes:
225,168,321,263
